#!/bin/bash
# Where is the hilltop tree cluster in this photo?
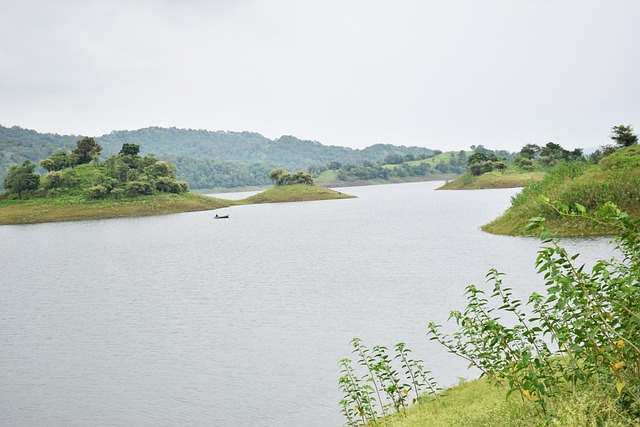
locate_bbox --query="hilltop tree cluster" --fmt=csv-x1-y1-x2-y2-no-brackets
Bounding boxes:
467,151,507,176
268,168,314,186
514,142,584,169
589,125,639,163
1,138,189,200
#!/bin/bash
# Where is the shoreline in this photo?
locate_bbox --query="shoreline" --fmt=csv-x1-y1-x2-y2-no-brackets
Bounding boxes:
0,185,353,226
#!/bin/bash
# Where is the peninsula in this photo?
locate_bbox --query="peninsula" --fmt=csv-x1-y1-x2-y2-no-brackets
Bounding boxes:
0,139,353,226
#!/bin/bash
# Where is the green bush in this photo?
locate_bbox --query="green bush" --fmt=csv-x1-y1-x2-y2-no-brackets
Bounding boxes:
125,180,153,197
85,185,108,200
110,187,124,199
43,172,62,189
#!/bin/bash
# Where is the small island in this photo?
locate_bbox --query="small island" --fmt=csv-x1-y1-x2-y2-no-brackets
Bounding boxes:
0,139,354,226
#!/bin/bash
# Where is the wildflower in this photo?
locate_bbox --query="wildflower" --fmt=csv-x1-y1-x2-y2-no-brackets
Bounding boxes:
614,361,625,371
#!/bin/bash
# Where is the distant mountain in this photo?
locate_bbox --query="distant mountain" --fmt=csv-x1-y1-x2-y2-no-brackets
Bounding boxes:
0,125,437,189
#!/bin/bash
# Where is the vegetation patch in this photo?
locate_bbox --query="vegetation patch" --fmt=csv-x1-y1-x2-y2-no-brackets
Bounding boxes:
438,141,585,191
380,378,535,427
483,145,640,236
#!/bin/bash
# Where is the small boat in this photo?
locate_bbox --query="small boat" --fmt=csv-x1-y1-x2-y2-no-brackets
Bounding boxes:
214,214,229,219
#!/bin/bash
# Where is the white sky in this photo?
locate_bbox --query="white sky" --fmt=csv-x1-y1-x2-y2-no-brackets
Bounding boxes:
1,0,639,151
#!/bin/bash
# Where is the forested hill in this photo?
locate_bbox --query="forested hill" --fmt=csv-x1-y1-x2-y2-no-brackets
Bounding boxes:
95,127,436,168
1,125,437,188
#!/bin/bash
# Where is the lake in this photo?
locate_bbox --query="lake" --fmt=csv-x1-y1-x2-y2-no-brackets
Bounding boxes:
0,181,613,426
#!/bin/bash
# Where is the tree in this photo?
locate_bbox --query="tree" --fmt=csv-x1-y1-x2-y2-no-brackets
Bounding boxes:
292,171,314,185
519,144,540,159
269,168,291,186
120,143,140,157
72,137,102,164
144,161,176,179
383,154,404,165
610,124,638,148
467,152,489,165
40,151,71,172
538,141,582,164
2,160,40,197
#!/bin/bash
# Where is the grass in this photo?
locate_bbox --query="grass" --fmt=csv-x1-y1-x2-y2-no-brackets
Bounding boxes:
383,378,534,427
0,184,354,225
438,167,546,190
382,378,636,427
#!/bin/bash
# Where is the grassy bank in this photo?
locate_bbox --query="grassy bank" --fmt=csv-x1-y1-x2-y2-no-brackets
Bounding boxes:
483,146,640,236
383,378,634,427
383,379,534,427
438,168,545,190
0,185,353,225
0,192,233,225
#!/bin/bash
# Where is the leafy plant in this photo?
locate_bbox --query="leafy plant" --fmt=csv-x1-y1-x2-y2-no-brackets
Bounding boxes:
338,340,441,426
340,200,640,425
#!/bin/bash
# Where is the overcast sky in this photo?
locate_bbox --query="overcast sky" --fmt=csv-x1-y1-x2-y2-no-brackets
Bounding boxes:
1,0,639,151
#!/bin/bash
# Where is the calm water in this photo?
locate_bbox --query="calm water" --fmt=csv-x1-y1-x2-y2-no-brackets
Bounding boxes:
0,181,613,426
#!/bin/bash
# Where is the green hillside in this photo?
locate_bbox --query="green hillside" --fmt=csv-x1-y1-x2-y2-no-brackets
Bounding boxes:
313,150,467,186
483,144,640,236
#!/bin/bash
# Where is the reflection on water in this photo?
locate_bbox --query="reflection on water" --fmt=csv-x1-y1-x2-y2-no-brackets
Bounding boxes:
0,181,612,426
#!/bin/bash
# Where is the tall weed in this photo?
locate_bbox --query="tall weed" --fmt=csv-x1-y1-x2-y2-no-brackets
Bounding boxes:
338,339,441,426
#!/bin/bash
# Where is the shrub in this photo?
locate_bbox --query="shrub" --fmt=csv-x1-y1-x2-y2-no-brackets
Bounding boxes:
85,185,108,200
125,180,153,197
43,172,62,189
176,181,189,193
110,187,124,199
